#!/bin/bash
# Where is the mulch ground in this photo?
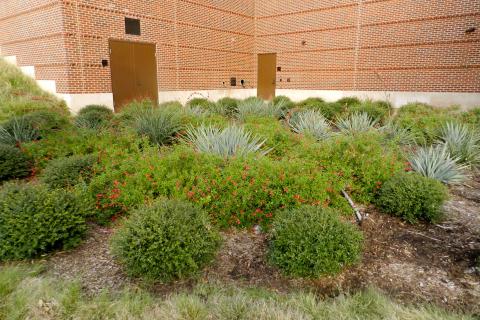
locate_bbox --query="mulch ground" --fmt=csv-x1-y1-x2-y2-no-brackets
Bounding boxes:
47,175,480,314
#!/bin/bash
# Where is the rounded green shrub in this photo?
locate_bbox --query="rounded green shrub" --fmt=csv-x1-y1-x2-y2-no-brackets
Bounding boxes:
216,97,240,117
0,183,88,260
337,96,361,106
0,144,31,182
40,154,97,188
273,95,295,110
269,206,363,277
75,105,113,130
111,199,221,281
78,104,113,117
377,172,448,223
21,110,70,137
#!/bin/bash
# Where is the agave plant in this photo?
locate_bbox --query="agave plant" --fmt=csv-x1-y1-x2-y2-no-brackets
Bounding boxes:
133,108,183,145
0,116,39,145
288,109,332,140
184,125,270,157
438,122,480,167
236,98,284,120
409,145,467,184
184,105,209,117
380,121,418,146
336,112,378,135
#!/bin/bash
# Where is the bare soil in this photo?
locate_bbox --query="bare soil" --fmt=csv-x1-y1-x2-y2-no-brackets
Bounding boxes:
47,175,480,313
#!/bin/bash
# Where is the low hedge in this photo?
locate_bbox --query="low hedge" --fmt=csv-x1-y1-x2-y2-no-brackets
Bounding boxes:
0,183,88,260
41,154,97,188
377,172,448,223
111,199,221,281
268,206,363,277
0,144,31,182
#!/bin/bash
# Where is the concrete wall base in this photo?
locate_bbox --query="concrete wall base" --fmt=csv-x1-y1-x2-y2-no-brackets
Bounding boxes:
276,89,480,109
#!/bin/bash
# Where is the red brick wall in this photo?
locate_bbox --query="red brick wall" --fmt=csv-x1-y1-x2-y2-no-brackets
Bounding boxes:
255,0,480,92
59,0,255,94
1,0,479,94
0,0,71,92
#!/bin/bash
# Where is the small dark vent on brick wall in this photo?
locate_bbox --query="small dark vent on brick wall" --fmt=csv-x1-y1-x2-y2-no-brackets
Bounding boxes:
125,18,141,36
230,77,237,86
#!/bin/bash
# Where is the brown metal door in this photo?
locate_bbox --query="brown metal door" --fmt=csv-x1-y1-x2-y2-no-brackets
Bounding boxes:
109,40,158,111
257,53,277,100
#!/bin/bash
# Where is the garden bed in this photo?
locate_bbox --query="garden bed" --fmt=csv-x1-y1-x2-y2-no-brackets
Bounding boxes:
45,174,480,313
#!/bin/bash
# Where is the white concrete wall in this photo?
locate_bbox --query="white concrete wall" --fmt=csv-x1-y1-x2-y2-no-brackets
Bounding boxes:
276,89,480,110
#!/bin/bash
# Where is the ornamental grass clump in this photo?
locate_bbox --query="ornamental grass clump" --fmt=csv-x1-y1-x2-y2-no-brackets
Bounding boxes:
133,107,183,146
409,145,467,184
269,206,363,277
438,122,480,168
0,116,39,145
0,182,88,260
336,112,378,135
184,125,270,157
236,98,284,120
0,144,32,182
288,109,332,140
377,172,447,223
111,199,221,281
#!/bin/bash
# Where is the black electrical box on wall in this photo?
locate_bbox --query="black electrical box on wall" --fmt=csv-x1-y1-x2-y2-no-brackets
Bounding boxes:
230,77,237,86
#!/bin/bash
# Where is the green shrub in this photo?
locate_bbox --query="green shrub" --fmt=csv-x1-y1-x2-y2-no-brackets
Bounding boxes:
0,183,88,260
313,132,405,203
395,103,460,145
111,199,221,281
0,144,31,182
298,97,325,109
337,96,361,106
273,95,295,110
187,98,212,109
40,154,97,188
349,100,392,123
269,206,363,277
216,97,240,117
237,98,283,120
461,107,480,126
22,110,70,135
377,172,447,223
133,107,182,145
0,116,39,145
78,105,113,117
75,107,113,130
89,146,348,228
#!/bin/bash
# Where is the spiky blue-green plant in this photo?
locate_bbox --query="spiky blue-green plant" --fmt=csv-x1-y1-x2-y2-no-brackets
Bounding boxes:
336,112,378,135
184,125,270,157
0,116,38,145
438,122,480,167
133,108,183,146
236,98,284,120
288,109,333,140
409,145,467,184
380,121,418,146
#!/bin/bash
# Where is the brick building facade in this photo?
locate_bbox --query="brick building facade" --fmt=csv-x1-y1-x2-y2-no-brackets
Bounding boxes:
1,0,479,110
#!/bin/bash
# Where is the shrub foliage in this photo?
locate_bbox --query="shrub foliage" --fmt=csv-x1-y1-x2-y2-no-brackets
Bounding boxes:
0,183,88,260
41,154,97,188
0,144,31,182
377,172,447,223
269,206,363,277
111,199,221,281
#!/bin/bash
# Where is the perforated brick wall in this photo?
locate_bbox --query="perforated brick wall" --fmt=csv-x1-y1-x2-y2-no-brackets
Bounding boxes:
1,0,479,95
